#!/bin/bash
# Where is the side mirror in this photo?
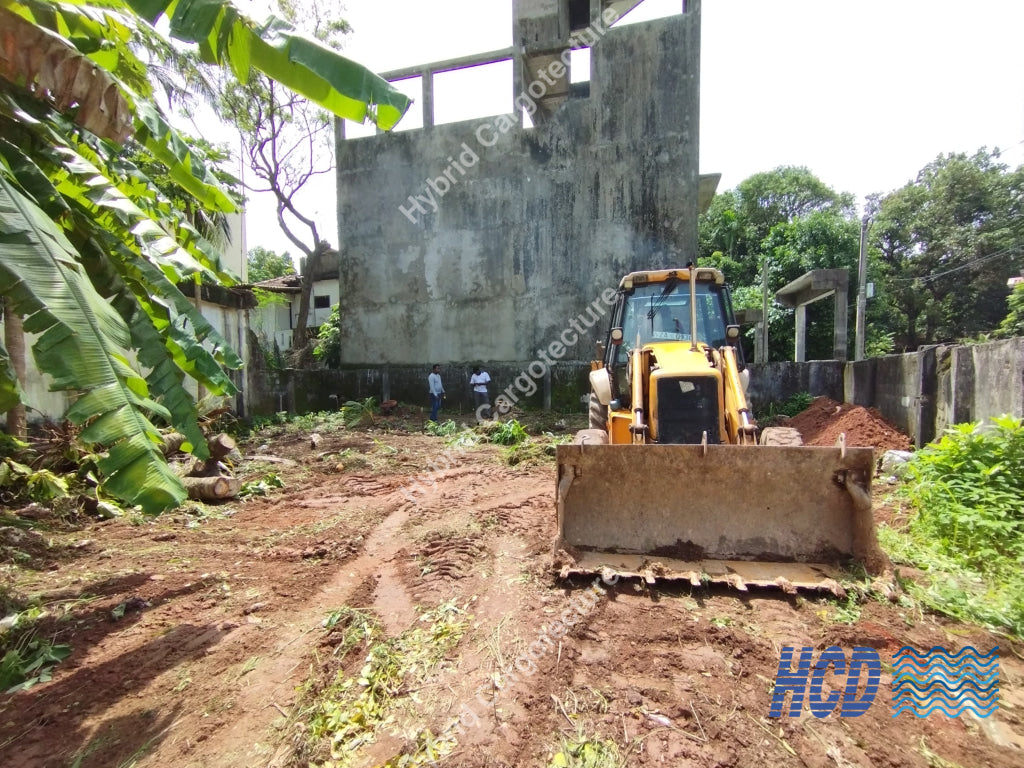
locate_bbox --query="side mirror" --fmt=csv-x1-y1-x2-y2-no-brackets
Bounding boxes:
610,327,624,345
589,368,613,406
726,324,740,343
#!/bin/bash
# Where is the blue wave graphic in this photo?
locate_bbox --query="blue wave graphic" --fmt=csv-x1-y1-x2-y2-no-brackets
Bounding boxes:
892,702,999,718
893,694,1000,709
891,647,999,718
892,677,1000,693
893,659,999,674
895,646,999,661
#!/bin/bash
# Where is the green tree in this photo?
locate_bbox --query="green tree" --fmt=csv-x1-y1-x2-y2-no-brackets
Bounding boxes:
0,0,410,512
699,167,860,361
247,246,296,283
999,283,1024,338
871,149,1023,350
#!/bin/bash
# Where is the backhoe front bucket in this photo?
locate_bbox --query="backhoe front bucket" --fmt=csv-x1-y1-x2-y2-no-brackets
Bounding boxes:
554,443,885,592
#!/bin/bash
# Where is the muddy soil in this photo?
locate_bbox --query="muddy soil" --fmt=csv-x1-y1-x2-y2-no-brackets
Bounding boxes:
0,416,1020,768
786,397,914,453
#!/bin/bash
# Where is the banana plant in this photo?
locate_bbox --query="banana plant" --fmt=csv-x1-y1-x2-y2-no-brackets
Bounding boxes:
0,0,411,512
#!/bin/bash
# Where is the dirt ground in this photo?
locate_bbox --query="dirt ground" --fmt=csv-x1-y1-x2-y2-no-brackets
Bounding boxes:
0,409,1021,768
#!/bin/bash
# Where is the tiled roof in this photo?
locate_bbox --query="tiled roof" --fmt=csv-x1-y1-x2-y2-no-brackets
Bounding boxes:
251,274,302,292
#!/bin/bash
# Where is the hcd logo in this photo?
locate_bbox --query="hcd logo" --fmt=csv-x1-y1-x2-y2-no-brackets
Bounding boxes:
768,646,1000,718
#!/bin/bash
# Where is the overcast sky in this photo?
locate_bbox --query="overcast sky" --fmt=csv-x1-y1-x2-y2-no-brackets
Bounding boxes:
233,0,1024,262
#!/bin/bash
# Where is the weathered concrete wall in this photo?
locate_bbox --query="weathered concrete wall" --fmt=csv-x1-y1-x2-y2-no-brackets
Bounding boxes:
947,338,1024,430
275,361,592,418
334,10,700,366
745,361,844,412
251,339,1024,447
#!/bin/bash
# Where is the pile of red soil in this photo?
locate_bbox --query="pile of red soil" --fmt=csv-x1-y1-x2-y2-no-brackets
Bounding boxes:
785,396,913,452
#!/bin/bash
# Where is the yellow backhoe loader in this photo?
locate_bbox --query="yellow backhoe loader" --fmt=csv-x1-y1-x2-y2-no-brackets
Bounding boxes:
554,266,886,592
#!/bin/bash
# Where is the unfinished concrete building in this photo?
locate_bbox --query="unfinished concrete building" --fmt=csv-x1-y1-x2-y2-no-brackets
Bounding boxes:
334,0,701,375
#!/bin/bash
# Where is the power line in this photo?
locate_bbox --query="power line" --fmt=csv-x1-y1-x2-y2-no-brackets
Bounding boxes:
994,137,1024,159
886,245,1022,284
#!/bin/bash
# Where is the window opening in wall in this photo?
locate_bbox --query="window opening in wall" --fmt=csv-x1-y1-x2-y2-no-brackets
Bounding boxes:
570,47,590,84
433,59,513,126
615,0,683,27
314,295,331,310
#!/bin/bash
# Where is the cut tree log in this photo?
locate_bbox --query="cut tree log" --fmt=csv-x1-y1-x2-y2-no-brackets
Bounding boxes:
208,433,237,460
182,475,241,501
161,432,188,456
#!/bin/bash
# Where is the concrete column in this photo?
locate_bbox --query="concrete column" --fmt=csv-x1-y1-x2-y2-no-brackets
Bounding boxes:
795,304,806,362
833,291,848,361
512,52,524,126
422,71,434,128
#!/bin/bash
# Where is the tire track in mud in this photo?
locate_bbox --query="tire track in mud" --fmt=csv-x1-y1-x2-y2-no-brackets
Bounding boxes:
189,500,416,766
171,460,540,768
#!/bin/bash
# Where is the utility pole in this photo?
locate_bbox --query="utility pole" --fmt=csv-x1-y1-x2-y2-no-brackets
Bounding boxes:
760,255,769,363
854,215,870,361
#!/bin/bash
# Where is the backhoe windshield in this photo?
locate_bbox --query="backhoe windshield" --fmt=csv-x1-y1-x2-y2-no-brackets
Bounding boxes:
619,280,730,350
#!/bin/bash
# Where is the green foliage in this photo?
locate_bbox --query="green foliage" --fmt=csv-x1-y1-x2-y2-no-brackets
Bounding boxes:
548,733,622,768
306,602,465,766
698,168,865,361
312,304,342,367
239,472,284,498
424,419,460,437
0,432,28,460
0,635,72,693
998,283,1024,338
490,419,529,446
502,432,569,466
701,155,1023,360
881,416,1024,636
759,391,813,420
871,149,1024,350
340,397,378,429
0,0,411,514
905,416,1024,567
879,526,1024,638
0,458,70,504
247,246,296,284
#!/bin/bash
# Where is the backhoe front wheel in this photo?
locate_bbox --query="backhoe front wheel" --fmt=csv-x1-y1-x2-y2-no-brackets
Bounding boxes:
588,392,607,430
759,426,803,447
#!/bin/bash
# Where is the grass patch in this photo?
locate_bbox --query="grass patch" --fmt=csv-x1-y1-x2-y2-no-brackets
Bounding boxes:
302,601,467,767
879,416,1024,637
502,431,571,466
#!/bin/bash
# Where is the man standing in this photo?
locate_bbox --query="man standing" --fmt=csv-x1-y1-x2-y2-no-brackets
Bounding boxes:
470,365,491,420
428,364,445,422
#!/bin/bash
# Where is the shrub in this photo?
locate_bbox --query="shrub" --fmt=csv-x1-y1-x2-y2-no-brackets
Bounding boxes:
905,416,1024,569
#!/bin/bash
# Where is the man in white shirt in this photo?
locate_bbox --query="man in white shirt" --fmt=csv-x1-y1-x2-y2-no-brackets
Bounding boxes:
428,364,445,422
469,366,491,420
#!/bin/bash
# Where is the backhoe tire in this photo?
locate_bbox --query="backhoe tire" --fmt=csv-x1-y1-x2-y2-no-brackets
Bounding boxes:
573,429,609,445
759,426,804,447
588,392,608,430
